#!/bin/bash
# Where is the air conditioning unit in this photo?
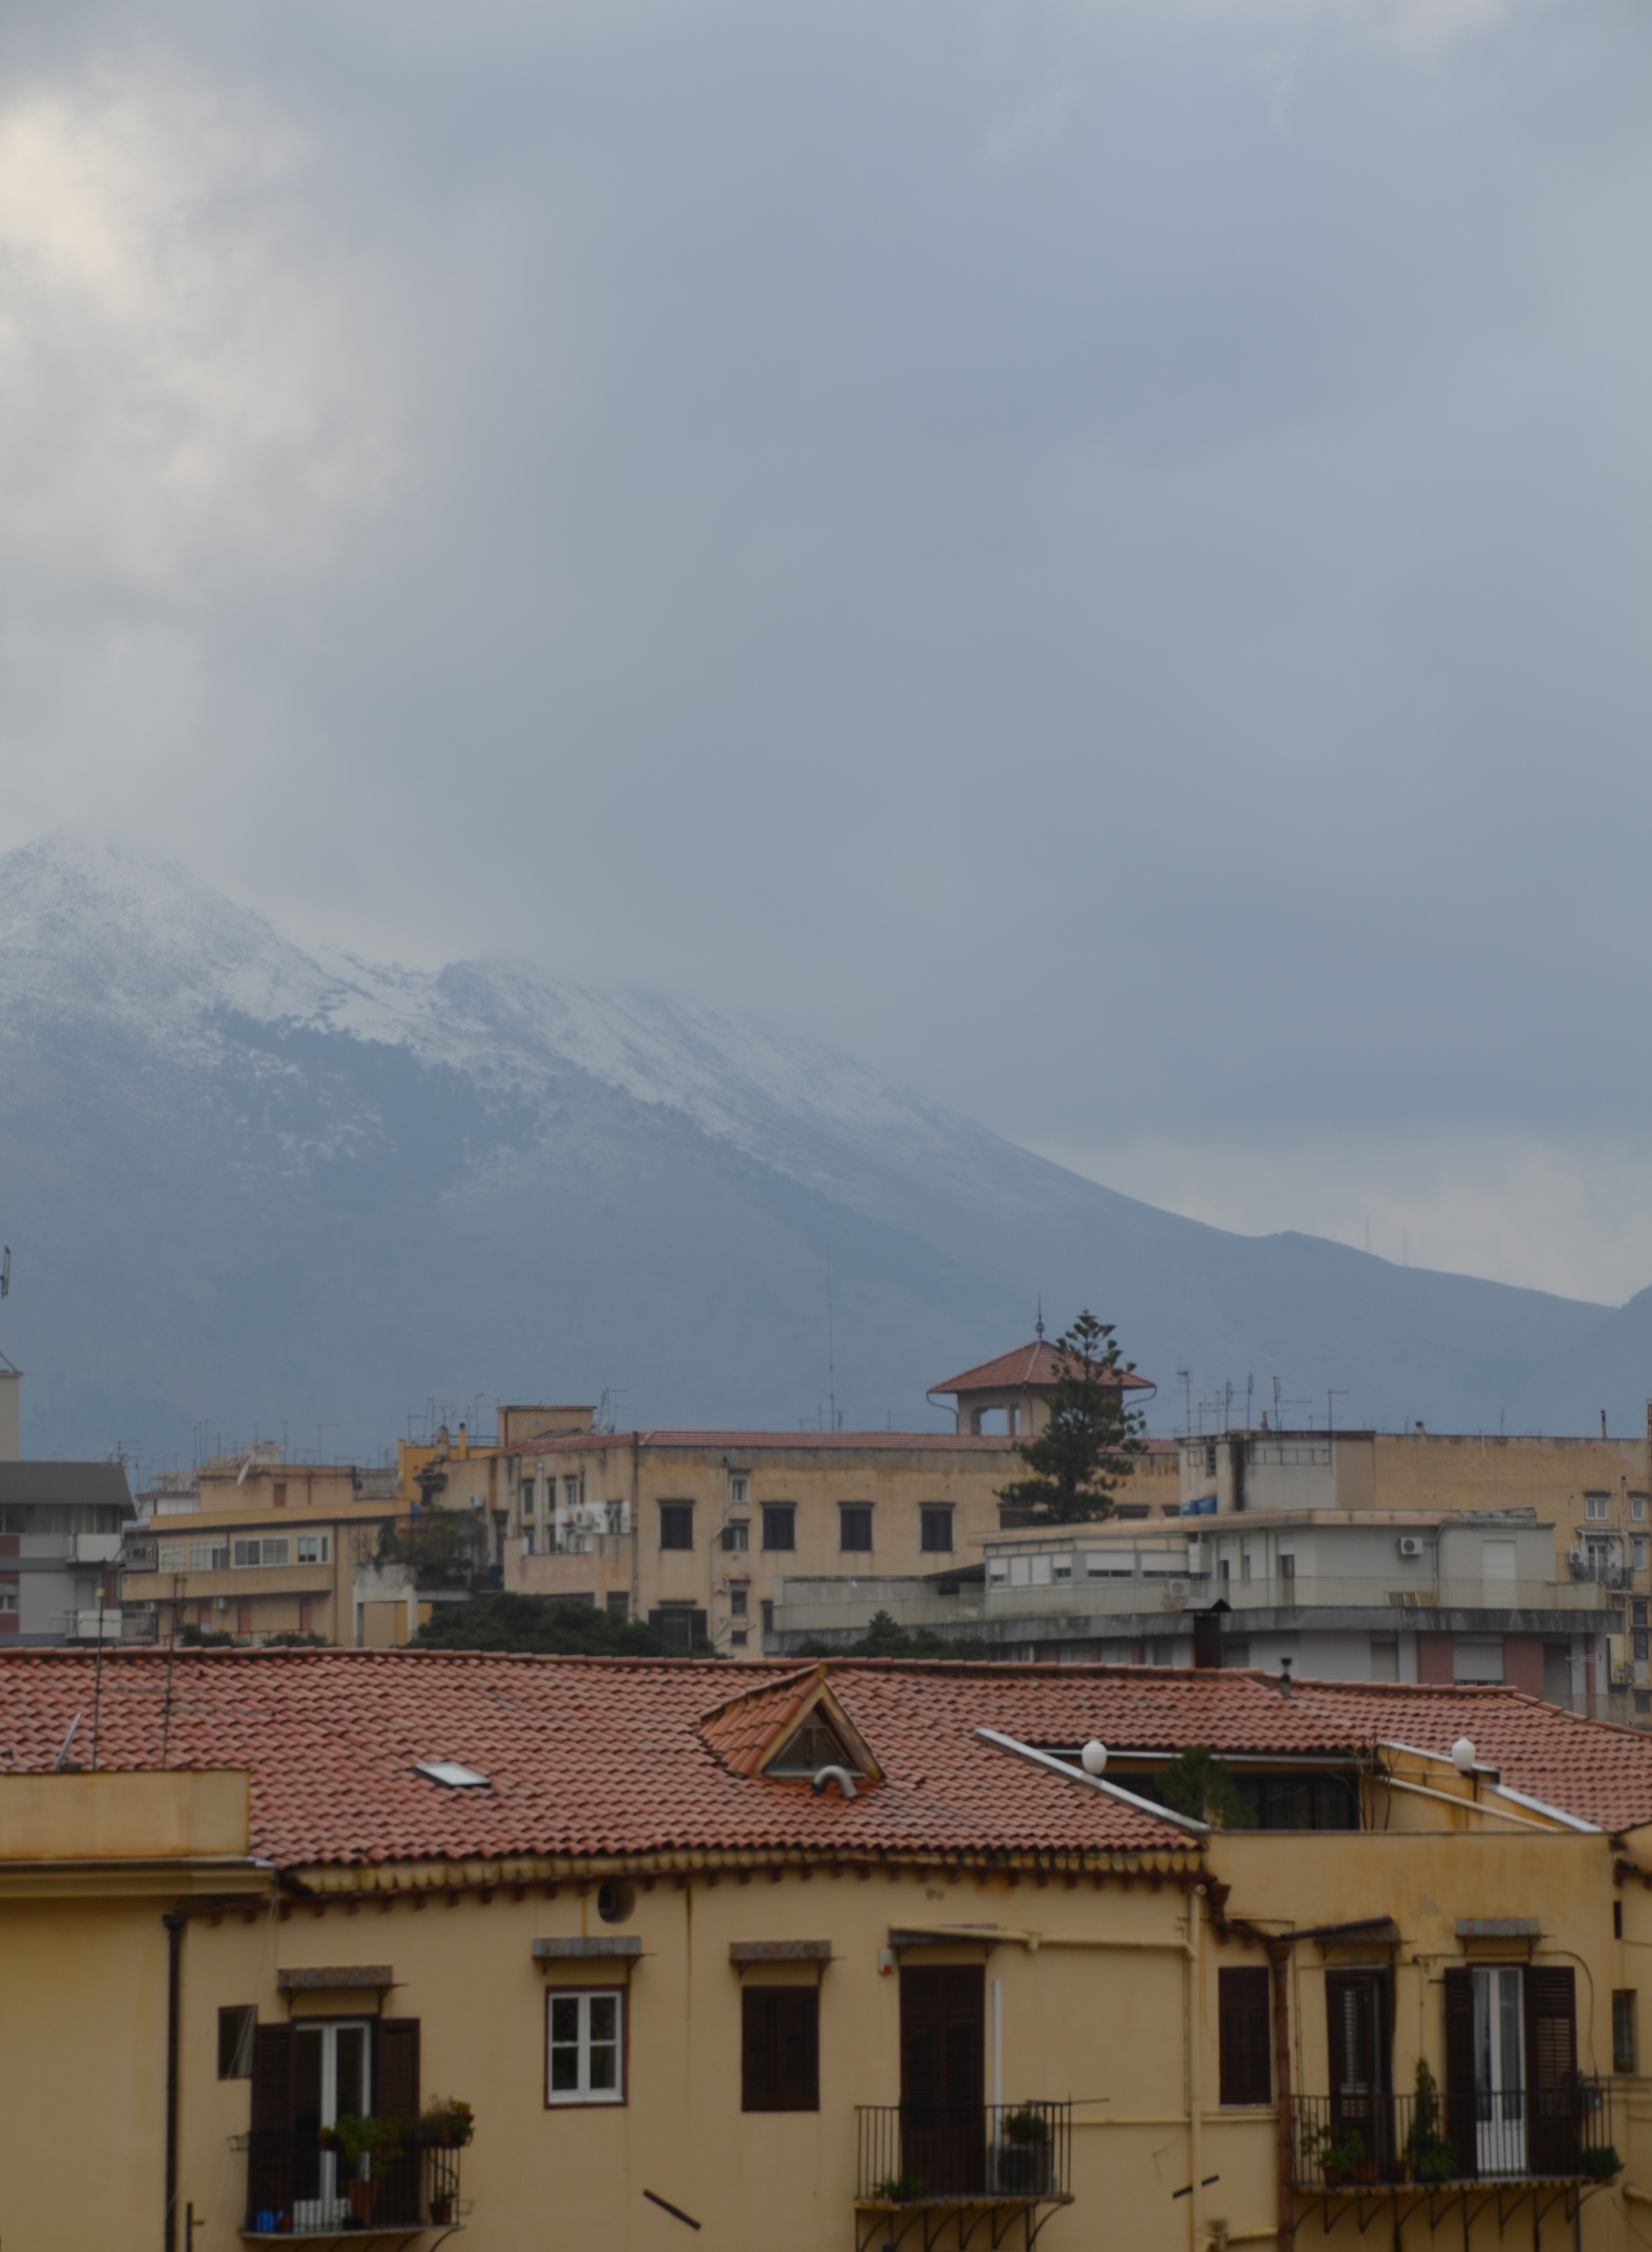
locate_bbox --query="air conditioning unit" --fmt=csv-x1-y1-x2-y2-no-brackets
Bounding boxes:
214,1596,229,1612
1397,1536,1424,1559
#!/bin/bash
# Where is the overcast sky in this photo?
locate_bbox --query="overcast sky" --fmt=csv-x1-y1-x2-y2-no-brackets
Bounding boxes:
1,0,1647,1303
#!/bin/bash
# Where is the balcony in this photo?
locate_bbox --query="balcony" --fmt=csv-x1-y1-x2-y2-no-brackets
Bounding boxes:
1287,2085,1618,2228
854,2103,1072,2252
241,2130,464,2240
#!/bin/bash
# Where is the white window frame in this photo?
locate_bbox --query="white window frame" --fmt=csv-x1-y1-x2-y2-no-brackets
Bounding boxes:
189,1539,228,1572
1585,1494,1611,1521
232,1536,291,1569
546,1987,626,2106
296,1534,330,1564
158,1541,186,1572
0,1586,17,1613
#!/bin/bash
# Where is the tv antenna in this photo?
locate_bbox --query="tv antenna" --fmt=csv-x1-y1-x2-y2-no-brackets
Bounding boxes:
1,1245,10,1299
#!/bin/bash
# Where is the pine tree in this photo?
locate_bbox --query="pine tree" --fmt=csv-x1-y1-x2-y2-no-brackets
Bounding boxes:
995,1310,1146,1525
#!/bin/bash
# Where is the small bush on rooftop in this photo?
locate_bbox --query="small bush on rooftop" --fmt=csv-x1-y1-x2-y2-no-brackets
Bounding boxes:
796,1611,988,1660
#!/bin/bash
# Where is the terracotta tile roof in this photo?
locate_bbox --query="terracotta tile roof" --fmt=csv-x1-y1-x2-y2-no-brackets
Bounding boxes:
932,1343,1154,1396
501,1430,1019,1458
698,1668,823,1775
4,1653,1649,1875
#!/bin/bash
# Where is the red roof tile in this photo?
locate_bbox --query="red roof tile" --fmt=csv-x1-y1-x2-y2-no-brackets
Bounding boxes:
2,1654,1647,1875
932,1343,1154,1396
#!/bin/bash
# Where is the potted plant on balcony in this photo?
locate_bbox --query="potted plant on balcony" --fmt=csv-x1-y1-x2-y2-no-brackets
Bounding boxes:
416,2098,475,2149
328,2114,404,2225
1402,2059,1456,2185
1301,2121,1367,2189
872,2175,926,2203
1580,2143,1623,2181
993,2106,1055,2195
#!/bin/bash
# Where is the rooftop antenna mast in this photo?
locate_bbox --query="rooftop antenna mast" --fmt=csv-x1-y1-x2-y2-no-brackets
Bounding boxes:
1035,1296,1045,1343
1177,1369,1191,1438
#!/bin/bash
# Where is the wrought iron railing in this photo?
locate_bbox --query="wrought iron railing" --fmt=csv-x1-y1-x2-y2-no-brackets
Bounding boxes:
1288,2082,1616,2188
856,2103,1072,2203
242,2130,464,2235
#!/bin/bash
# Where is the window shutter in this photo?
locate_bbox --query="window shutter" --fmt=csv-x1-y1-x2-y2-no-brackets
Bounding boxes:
1218,1968,1272,2106
373,2018,423,2224
742,1987,819,2112
246,2023,295,2227
1524,1968,1579,2177
1441,1968,1476,2177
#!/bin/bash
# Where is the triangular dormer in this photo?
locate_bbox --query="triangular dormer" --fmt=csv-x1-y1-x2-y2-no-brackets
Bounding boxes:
698,1666,882,1783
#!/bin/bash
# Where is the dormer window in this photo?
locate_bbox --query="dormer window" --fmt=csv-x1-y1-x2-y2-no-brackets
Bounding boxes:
766,1718,862,1778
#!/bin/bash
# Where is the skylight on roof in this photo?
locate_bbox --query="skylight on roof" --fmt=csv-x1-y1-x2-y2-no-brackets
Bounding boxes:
414,1758,490,1789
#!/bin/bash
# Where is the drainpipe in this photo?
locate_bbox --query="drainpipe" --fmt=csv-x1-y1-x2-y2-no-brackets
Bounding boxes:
1267,1940,1295,2252
1187,1886,1203,2252
162,1911,186,2252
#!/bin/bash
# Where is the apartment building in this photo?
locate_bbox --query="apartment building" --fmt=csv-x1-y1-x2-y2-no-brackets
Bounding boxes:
0,1458,133,1646
773,1507,1625,1712
3,1647,1651,2251
120,1450,415,1646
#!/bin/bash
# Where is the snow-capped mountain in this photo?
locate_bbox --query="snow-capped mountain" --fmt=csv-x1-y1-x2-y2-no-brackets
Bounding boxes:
0,831,1641,1463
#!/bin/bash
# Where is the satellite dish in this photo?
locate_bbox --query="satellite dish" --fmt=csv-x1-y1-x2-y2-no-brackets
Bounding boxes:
1080,1740,1108,1776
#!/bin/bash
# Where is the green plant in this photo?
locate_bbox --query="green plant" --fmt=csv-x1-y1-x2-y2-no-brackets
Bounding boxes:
416,2098,475,2148
177,1624,234,1647
414,1593,668,1656
327,2113,404,2167
1300,2122,1366,2182
1003,2107,1051,2146
263,1631,329,1648
1580,2143,1622,2181
995,1310,1148,1525
872,2175,926,2202
1155,1745,1255,1830
1403,2058,1456,2183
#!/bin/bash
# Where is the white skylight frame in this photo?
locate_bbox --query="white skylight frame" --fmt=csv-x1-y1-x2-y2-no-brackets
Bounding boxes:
414,1757,490,1789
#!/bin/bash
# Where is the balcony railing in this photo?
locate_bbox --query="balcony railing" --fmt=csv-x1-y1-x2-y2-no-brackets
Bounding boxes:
855,2103,1073,2205
1289,2082,1616,2189
242,2130,463,2238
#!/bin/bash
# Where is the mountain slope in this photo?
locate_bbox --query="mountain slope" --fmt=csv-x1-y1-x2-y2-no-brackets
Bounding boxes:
0,831,1627,1464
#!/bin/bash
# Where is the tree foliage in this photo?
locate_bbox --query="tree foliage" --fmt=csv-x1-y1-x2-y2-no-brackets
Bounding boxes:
414,1594,668,1656
1154,1743,1253,1829
995,1311,1146,1525
797,1609,987,1660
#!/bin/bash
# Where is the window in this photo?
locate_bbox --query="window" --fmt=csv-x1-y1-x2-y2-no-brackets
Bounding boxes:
659,1503,694,1552
741,1986,819,2111
1586,1493,1611,1521
730,1475,750,1508
232,1537,290,1568
218,2006,256,2079
1639,1693,1651,1717
0,1587,17,1614
731,1630,749,1648
1278,1554,1296,1582
296,1534,329,1564
271,1483,287,1508
762,1506,796,1553
721,1522,749,1552
547,1989,625,2105
1218,1969,1272,2105
1614,1991,1638,2074
648,1605,707,1652
919,1507,954,1554
189,1539,228,1571
1634,1495,1649,1525
730,1587,749,1617
840,1506,873,1553
1637,1540,1648,1574
1204,1441,1217,1476
1454,1639,1504,1684
1218,1558,1230,1584
1636,1632,1649,1663
606,1592,630,1620
1240,1551,1253,1585
1636,1601,1649,1628
761,1601,774,1636
159,1540,186,1571
563,1474,583,1512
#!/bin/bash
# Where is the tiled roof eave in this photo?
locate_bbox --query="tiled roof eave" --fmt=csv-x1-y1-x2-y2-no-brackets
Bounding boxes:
280,1841,1206,1892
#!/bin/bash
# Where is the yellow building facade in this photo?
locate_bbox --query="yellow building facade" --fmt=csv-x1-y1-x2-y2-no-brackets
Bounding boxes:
5,1648,1652,2250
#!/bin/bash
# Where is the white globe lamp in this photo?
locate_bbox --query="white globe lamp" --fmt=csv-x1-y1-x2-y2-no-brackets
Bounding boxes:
1080,1740,1108,1777
1450,1737,1477,1774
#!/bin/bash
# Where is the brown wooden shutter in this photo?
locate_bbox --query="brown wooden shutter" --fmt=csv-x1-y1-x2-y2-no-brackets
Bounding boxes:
1218,1968,1272,2106
374,2018,423,2224
742,1987,819,2112
1524,1968,1578,2177
1441,1967,1476,2177
246,2023,295,2227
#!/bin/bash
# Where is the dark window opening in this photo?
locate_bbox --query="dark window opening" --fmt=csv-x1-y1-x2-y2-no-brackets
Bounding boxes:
1614,1990,1637,2074
742,1984,819,2111
659,1503,694,1551
730,1586,748,1617
919,1507,954,1554
219,2006,257,2079
767,1717,859,1776
605,1592,630,1620
762,1506,796,1553
648,1605,707,1652
1218,1969,1272,2106
840,1506,873,1553
721,1522,749,1552
1126,1766,1359,1830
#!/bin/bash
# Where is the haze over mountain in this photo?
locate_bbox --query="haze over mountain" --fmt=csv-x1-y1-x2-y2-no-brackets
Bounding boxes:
0,831,1646,1468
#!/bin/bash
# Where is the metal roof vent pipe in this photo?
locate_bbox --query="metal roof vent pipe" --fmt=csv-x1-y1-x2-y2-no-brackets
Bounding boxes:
1276,1655,1294,1698
811,1766,858,1800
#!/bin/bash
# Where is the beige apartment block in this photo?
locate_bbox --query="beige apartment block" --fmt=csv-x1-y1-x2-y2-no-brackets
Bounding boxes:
121,1453,415,1647
503,1425,1179,1653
